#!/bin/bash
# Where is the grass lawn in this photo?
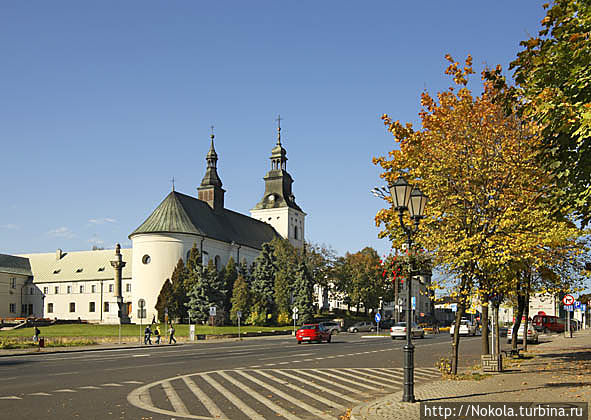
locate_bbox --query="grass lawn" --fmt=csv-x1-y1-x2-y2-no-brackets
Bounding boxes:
0,323,294,338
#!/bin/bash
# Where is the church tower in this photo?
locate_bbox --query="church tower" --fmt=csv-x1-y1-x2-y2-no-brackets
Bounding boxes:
198,130,225,212
251,117,306,248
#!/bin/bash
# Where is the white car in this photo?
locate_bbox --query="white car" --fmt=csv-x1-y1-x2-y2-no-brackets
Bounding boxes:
450,320,476,336
507,323,539,344
390,322,425,340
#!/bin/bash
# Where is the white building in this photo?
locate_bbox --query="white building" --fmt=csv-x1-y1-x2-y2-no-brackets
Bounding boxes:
5,128,305,324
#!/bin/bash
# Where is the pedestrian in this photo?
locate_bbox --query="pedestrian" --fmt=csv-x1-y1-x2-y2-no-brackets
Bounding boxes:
169,324,176,344
33,327,40,343
144,326,152,345
154,326,161,344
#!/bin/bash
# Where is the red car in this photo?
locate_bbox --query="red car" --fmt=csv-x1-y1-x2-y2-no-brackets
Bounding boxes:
296,324,332,344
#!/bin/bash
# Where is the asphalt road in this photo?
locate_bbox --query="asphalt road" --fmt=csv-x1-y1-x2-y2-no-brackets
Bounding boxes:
0,332,527,420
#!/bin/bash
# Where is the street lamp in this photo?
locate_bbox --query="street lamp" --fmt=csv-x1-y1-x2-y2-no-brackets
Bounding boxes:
389,176,428,403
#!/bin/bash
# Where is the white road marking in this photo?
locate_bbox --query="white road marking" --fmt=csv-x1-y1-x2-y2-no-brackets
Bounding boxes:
328,369,390,388
182,376,226,419
132,354,150,358
54,389,77,393
161,380,190,415
0,396,21,400
28,392,52,396
272,370,360,403
122,380,144,384
101,383,123,387
313,370,375,390
203,372,264,420
79,386,101,389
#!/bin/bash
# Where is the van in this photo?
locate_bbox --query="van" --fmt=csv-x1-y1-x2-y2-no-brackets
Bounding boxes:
532,315,565,333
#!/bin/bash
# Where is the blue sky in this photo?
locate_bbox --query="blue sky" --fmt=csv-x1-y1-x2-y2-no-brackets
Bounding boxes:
0,1,546,258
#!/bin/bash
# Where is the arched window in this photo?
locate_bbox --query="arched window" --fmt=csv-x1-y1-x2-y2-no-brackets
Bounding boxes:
186,250,191,262
294,226,298,240
215,255,221,271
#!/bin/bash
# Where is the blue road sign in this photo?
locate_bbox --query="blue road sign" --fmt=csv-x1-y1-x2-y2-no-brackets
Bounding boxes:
582,304,587,311
412,297,416,310
451,303,457,312
565,305,574,311
574,301,581,309
375,313,381,323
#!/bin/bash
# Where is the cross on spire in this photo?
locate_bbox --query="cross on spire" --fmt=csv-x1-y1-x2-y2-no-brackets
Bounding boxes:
171,177,175,191
275,115,282,145
210,125,215,140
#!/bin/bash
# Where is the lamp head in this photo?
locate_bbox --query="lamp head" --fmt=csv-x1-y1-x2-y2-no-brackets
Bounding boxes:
408,187,428,219
388,176,412,211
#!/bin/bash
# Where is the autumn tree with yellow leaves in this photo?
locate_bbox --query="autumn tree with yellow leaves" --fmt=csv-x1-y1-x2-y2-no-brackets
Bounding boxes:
374,55,587,374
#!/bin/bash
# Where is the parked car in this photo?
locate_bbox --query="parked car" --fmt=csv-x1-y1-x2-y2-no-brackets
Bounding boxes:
507,323,539,344
449,319,476,336
347,321,376,333
532,315,565,333
318,321,342,335
390,322,425,339
296,324,332,344
379,319,396,330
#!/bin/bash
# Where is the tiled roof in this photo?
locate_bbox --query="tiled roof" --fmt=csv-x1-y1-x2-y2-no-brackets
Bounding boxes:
130,191,279,249
0,254,32,276
19,248,132,283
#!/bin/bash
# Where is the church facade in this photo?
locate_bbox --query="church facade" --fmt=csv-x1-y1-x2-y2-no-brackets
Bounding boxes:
6,126,305,324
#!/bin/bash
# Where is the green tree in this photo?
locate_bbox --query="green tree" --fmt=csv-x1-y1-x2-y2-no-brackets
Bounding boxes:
223,257,238,315
185,255,226,324
293,261,315,324
507,0,591,224
170,258,188,321
155,278,174,322
230,274,250,324
271,237,298,323
250,243,277,325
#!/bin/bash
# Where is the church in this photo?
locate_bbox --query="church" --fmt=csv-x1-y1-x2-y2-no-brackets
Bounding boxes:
1,123,306,323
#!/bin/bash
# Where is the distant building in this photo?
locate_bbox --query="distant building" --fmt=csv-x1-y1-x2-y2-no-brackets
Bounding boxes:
5,125,305,323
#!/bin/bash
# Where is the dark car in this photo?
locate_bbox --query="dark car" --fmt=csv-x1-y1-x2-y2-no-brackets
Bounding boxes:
296,324,332,344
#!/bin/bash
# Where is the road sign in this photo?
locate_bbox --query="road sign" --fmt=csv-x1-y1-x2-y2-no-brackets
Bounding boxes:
138,299,146,309
451,303,457,312
293,307,299,314
209,306,217,316
582,304,587,311
574,301,581,309
563,295,575,305
292,313,299,320
375,313,381,323
236,310,242,319
411,297,416,310
565,305,574,311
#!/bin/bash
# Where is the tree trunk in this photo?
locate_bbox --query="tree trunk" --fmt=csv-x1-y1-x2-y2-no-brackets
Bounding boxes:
451,302,466,375
523,273,531,351
494,303,500,356
481,300,490,355
512,291,526,350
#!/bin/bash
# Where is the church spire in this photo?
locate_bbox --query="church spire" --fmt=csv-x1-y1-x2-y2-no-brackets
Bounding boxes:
198,126,225,211
271,115,287,171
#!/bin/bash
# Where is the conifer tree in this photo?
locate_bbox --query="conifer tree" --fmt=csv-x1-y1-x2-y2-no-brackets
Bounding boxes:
293,261,315,324
155,278,174,322
230,273,250,324
223,257,238,314
186,259,227,323
170,258,188,321
250,243,277,324
271,238,298,323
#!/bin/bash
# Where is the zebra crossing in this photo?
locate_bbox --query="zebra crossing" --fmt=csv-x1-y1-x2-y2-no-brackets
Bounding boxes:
127,367,441,419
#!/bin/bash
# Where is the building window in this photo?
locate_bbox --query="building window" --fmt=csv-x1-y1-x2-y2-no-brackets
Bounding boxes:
47,303,54,313
10,278,16,289
28,304,33,315
29,287,34,295
91,285,96,293
215,255,221,271
43,287,49,295
9,303,16,313
89,302,96,312
294,226,298,240
108,284,114,293
142,254,151,264
126,283,131,293
104,302,109,312
54,286,59,294
186,250,191,261
69,302,76,312
79,285,84,293
21,304,26,314
67,286,72,294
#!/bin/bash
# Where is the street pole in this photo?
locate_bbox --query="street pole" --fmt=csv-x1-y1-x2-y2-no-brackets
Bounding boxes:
403,236,415,403
238,316,241,340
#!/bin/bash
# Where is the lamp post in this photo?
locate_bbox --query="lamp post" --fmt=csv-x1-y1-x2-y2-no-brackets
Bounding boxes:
383,176,428,403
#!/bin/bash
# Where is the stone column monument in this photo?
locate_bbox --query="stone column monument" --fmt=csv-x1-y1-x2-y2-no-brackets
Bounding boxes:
110,244,128,324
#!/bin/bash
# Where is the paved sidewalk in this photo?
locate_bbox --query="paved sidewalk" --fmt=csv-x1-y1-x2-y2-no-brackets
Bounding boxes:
352,329,591,420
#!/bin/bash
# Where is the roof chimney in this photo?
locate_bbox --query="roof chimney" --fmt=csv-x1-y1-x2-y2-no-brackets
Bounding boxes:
56,249,63,261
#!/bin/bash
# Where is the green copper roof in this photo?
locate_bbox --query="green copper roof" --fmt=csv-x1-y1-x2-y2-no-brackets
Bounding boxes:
130,191,279,250
0,254,32,276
